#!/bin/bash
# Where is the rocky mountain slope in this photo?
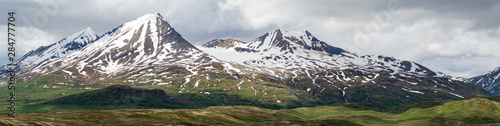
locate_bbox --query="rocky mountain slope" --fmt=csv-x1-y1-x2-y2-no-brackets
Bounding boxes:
465,67,500,96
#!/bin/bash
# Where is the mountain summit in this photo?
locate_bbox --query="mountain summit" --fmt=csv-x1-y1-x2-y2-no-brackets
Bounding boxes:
247,29,347,55
18,27,98,68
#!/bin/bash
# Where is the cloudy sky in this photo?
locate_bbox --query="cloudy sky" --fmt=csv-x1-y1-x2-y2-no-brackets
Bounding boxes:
1,0,500,77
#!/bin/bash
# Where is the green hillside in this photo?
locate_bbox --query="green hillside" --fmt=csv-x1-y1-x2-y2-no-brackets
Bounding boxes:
0,98,498,125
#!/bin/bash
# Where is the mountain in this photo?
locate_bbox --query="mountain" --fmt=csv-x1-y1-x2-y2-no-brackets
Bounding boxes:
199,29,491,106
465,67,500,96
46,85,204,109
4,97,500,125
18,27,98,67
0,13,491,112
199,29,437,77
0,27,98,79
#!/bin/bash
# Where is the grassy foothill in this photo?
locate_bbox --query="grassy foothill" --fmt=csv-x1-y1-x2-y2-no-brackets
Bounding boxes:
0,97,499,125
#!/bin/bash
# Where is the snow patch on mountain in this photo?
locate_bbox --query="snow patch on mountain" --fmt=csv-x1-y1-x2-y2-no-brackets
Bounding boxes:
200,29,437,77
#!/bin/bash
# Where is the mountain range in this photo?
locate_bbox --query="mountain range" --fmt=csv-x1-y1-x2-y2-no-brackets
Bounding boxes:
0,13,493,110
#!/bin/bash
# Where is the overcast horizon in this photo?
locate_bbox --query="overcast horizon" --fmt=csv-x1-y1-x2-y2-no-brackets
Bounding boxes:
1,0,500,77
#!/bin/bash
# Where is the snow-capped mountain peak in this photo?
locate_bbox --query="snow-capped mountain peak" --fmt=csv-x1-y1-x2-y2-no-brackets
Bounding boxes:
465,66,500,96
0,27,100,79
0,13,224,82
200,29,436,77
67,27,95,39
1,13,491,107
